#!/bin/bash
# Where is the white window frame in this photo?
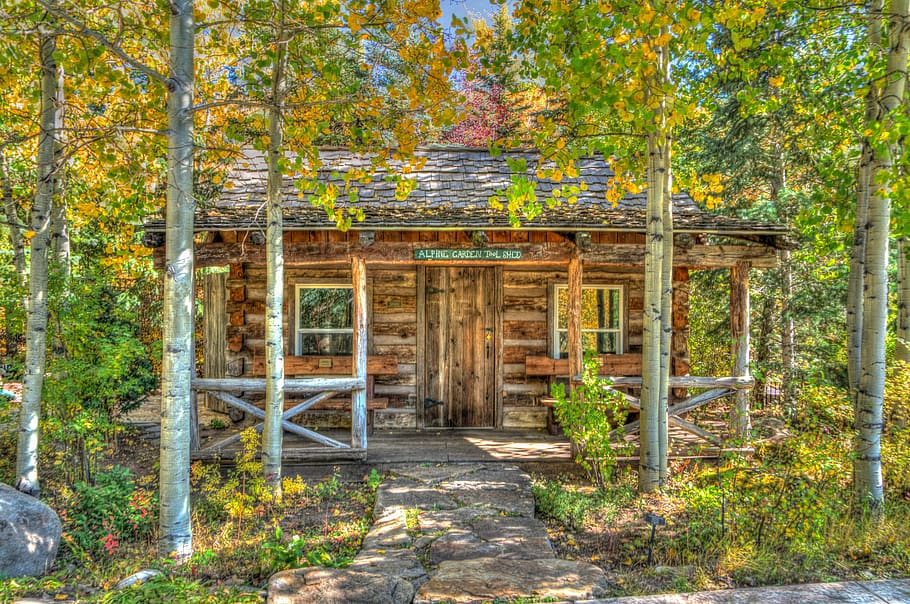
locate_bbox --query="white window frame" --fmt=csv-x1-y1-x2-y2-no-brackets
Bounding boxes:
294,283,354,356
552,284,624,358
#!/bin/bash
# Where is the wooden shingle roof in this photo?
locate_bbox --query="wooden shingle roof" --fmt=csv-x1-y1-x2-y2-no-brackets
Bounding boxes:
144,147,789,243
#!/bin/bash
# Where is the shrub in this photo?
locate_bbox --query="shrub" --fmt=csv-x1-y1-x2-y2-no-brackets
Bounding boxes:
551,353,632,489
64,466,156,558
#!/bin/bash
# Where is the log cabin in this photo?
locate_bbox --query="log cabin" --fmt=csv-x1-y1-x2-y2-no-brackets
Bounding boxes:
143,147,789,459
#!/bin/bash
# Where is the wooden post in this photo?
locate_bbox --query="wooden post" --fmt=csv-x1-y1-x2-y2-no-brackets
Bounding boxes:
203,272,227,413
351,255,368,449
730,261,752,438
567,257,583,388
189,390,199,452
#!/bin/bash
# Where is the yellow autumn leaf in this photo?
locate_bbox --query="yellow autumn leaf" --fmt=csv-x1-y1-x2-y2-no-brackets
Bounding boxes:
24,230,36,239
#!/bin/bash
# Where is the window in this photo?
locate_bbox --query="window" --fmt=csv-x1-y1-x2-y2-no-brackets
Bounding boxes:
295,285,353,356
554,285,622,358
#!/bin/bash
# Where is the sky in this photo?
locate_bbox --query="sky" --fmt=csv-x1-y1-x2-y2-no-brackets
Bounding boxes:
439,0,502,29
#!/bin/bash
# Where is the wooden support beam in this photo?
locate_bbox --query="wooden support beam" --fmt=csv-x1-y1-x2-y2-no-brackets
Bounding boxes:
168,241,779,270
729,261,752,438
351,255,368,449
191,377,365,392
567,257,583,388
202,391,348,449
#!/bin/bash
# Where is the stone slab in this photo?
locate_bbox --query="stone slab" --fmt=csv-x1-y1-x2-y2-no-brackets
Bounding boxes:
374,477,458,515
389,464,483,485
415,557,610,603
417,507,495,534
269,567,415,604
350,547,427,583
860,579,910,603
470,515,555,558
361,509,410,549
440,482,535,517
586,580,895,603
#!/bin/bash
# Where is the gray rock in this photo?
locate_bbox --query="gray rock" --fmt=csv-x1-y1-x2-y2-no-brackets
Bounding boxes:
0,483,61,577
417,506,492,534
389,464,479,485
116,569,162,589
350,546,427,583
268,567,415,604
374,478,458,515
415,557,610,603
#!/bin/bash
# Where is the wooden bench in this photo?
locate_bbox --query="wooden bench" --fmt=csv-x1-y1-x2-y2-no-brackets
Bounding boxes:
251,354,398,434
525,354,643,434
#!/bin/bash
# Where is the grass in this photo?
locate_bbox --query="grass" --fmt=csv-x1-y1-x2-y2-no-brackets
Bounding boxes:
533,387,910,597
0,428,381,603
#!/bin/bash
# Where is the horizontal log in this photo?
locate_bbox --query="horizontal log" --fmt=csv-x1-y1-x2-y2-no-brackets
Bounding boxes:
161,241,778,270
525,354,643,377
192,377,366,393
609,376,754,390
250,355,398,376
309,398,389,410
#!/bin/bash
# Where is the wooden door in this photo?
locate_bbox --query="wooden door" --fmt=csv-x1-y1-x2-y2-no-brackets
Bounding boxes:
424,267,497,428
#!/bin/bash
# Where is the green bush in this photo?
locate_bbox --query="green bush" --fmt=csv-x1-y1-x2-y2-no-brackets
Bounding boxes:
43,267,158,482
551,353,632,489
884,361,910,498
65,466,156,558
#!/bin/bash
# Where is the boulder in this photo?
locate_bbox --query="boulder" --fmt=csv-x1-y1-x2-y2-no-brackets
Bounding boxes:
0,483,62,577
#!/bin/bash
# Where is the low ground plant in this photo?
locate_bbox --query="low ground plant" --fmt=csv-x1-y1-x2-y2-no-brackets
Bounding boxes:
551,353,633,489
1,424,380,602
535,378,910,596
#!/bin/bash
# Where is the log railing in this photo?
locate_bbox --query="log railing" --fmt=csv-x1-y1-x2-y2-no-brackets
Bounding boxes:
604,376,755,445
191,376,366,456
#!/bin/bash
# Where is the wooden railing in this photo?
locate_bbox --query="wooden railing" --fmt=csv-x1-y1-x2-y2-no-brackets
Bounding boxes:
191,376,366,456
604,376,754,445
525,353,753,445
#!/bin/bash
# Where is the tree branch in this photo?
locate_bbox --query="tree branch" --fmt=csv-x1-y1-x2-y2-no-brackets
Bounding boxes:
35,0,169,86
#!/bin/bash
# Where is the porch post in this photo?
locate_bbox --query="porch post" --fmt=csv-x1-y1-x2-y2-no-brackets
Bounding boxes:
568,256,583,388
351,255,368,449
729,260,752,438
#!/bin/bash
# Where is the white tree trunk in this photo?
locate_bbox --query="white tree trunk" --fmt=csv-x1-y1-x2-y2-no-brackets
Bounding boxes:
640,133,668,493
847,0,883,397
854,0,910,511
658,135,673,485
16,25,58,497
50,64,69,278
897,238,910,363
262,10,289,492
729,261,752,439
1,152,27,282
780,249,796,414
158,0,195,559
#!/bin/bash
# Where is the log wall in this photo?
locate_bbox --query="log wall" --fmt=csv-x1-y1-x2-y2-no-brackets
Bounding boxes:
215,229,691,424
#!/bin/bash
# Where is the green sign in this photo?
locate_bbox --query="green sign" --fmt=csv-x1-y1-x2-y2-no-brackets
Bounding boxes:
414,248,523,261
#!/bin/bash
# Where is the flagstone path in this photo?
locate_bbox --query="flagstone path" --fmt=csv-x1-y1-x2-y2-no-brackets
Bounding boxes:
268,462,611,603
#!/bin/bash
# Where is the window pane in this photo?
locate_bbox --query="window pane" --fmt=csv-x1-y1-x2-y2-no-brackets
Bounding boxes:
583,331,619,354
581,288,620,330
297,333,353,356
558,331,569,359
298,288,353,329
557,288,568,329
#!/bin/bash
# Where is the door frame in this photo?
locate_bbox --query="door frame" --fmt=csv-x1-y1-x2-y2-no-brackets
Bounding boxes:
416,265,503,429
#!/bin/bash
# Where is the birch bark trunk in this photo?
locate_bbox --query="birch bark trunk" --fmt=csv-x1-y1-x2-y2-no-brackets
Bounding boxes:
158,0,195,558
847,0,883,397
262,6,289,492
854,0,910,510
1,152,27,283
897,238,910,363
16,20,58,497
639,29,671,494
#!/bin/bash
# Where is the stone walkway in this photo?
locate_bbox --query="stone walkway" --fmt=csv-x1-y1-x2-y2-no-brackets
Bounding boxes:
268,464,910,604
268,462,610,603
